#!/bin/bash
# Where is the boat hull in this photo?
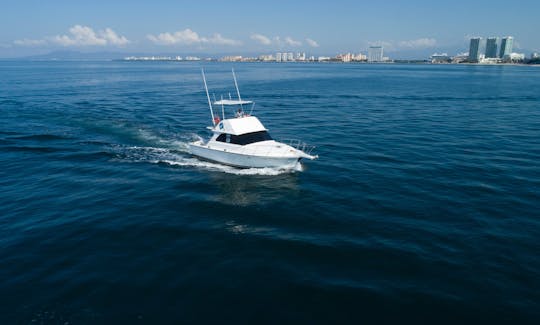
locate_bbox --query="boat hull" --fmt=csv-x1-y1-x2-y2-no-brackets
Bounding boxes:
189,143,301,169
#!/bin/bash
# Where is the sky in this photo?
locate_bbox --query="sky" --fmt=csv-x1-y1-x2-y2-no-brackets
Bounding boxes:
1,0,539,58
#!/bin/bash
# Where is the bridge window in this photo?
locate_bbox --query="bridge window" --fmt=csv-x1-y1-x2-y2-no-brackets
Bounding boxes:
230,131,273,145
215,131,272,145
216,134,226,142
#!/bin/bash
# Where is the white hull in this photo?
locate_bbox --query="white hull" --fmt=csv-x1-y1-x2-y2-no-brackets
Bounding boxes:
189,143,301,169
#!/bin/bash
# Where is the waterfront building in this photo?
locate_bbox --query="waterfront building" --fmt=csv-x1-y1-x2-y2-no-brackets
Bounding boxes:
258,54,274,61
368,46,384,62
219,56,243,62
499,37,514,59
276,52,282,62
485,37,499,58
479,57,500,64
431,53,451,63
352,53,367,61
287,52,294,61
337,53,353,62
452,53,469,63
468,38,485,62
509,52,525,62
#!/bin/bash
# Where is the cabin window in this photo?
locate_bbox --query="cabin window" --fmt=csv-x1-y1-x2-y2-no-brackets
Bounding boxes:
216,134,227,142
215,131,272,145
230,131,273,145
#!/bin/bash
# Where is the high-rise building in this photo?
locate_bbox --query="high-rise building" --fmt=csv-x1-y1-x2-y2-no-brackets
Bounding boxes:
468,38,486,62
485,37,499,58
499,36,514,58
368,46,384,62
276,52,282,62
287,52,294,61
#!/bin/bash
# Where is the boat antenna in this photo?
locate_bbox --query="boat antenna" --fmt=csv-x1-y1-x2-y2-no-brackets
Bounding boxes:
221,95,225,119
232,68,243,111
201,68,215,125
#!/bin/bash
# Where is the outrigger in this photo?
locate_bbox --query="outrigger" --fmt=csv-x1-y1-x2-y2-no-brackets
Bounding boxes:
189,69,318,169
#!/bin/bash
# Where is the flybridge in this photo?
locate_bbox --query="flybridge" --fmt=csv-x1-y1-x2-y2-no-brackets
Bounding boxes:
201,68,255,125
213,99,253,106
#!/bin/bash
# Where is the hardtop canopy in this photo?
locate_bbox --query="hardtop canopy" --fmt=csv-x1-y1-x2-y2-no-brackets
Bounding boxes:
215,116,267,135
213,99,253,106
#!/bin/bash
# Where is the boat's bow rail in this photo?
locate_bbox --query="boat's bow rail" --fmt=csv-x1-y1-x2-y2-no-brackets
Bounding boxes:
280,139,317,156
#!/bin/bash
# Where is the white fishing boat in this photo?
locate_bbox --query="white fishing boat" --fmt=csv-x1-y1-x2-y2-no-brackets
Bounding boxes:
189,69,318,169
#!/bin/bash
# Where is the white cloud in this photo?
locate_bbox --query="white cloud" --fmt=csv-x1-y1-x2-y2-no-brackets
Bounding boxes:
51,25,129,46
147,29,202,45
398,38,437,49
13,39,47,46
251,33,272,45
306,38,319,47
251,34,316,48
101,28,130,45
208,33,242,46
13,25,129,47
53,25,106,46
147,28,241,46
284,36,302,47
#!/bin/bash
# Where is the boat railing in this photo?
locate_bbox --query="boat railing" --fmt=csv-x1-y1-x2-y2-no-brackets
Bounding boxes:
280,139,317,155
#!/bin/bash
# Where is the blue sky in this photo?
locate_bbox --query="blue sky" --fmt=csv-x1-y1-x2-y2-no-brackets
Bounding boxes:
1,0,539,58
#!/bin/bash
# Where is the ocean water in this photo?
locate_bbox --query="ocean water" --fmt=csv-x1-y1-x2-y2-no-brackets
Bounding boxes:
1,61,539,323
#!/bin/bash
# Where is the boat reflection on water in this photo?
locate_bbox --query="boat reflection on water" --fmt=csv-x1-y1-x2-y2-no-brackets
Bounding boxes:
209,172,301,207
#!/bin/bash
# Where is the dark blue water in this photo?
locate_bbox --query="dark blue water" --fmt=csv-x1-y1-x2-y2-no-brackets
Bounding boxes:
1,61,539,323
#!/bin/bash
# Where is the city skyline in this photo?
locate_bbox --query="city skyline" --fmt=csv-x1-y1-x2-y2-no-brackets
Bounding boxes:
1,0,539,59
468,36,520,63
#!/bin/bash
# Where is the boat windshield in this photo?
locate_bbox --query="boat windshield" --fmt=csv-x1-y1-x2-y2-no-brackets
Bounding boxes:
216,131,273,145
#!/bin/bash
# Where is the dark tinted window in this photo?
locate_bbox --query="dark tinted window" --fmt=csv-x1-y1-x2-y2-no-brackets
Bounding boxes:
230,131,273,145
216,131,272,145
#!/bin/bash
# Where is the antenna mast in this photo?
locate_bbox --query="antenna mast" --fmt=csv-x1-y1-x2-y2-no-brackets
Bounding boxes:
221,95,225,119
232,68,243,111
201,69,215,125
